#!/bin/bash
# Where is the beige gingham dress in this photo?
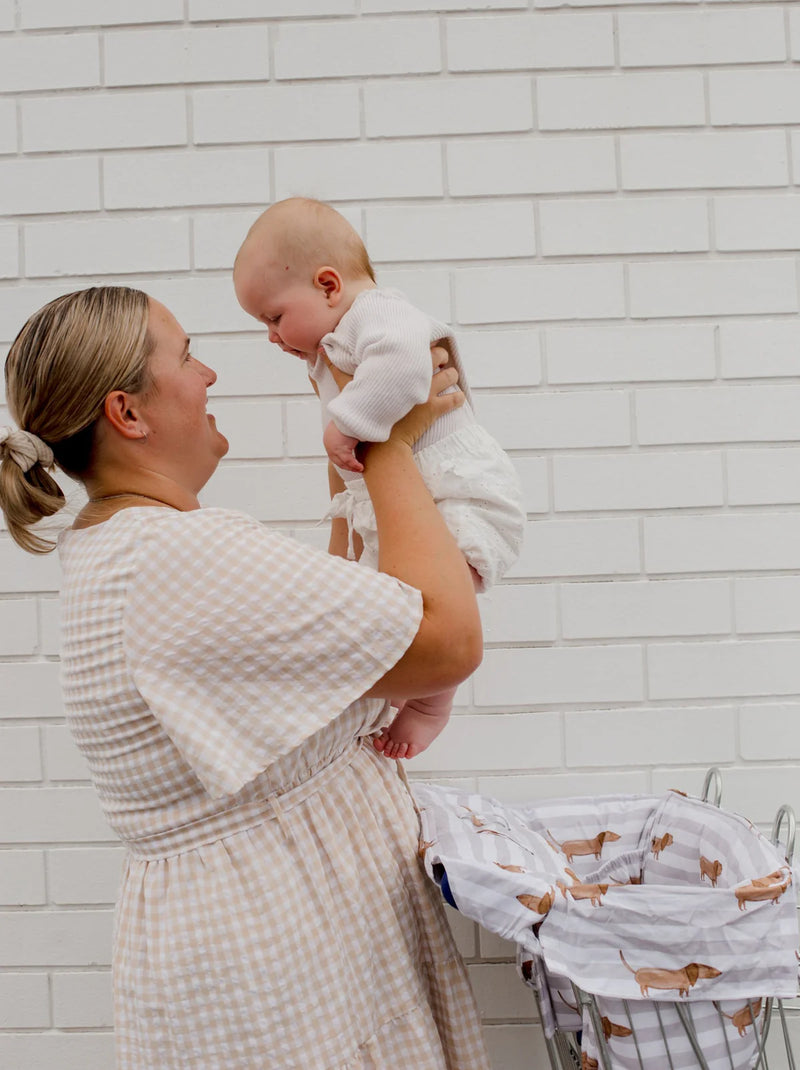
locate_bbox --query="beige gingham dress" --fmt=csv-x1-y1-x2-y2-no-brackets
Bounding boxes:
58,506,490,1070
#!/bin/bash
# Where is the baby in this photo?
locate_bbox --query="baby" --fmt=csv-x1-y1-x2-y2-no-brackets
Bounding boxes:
234,198,525,759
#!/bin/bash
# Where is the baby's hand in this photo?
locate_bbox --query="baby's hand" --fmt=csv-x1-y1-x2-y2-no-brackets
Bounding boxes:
323,420,363,473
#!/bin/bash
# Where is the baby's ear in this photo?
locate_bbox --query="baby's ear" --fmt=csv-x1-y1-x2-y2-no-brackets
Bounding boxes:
315,266,343,305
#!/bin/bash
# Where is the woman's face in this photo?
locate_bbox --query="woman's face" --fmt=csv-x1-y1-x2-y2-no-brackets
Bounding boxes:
137,299,229,492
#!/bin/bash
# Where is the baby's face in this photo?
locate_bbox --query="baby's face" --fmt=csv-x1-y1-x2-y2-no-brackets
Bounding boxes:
235,258,340,360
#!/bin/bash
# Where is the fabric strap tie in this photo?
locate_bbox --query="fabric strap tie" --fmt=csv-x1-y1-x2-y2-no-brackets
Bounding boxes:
0,427,54,472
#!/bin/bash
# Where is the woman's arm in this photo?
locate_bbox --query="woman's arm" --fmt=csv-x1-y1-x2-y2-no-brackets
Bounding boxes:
359,368,483,700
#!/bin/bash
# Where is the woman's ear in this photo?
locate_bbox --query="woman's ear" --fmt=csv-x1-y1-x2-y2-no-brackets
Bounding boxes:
102,390,148,441
314,267,344,307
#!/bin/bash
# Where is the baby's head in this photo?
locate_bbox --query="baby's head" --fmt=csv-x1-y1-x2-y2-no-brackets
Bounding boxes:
234,197,375,359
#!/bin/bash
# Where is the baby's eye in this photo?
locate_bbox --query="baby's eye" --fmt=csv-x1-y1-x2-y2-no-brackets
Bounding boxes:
265,314,280,326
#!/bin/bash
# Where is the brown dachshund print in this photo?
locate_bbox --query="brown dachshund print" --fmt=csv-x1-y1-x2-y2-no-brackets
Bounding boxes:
601,1016,633,1041
517,888,555,915
619,950,721,997
496,862,526,873
546,829,621,863
417,839,435,860
651,832,674,858
716,998,763,1037
735,870,792,910
557,879,609,907
581,1054,599,1070
699,855,723,887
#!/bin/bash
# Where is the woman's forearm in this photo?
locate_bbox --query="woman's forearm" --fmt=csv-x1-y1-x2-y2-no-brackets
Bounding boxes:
362,438,482,699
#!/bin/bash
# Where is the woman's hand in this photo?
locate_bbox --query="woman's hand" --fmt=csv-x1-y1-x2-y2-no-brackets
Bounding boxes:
383,366,463,452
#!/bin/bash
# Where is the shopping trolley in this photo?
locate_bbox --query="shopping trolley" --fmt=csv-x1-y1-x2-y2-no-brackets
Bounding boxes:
414,768,800,1069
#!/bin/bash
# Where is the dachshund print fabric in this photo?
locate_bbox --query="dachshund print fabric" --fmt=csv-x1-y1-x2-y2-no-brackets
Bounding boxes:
414,783,799,1069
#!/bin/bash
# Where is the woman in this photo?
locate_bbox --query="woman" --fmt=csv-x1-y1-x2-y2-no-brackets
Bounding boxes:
0,287,490,1070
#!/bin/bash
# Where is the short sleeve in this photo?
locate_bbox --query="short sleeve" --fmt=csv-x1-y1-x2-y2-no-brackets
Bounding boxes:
123,508,422,798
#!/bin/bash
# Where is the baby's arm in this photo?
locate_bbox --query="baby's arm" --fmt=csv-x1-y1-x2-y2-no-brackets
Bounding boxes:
323,420,362,473
326,302,434,445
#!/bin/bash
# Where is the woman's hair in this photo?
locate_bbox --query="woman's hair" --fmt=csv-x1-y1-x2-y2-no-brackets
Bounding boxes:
0,286,153,554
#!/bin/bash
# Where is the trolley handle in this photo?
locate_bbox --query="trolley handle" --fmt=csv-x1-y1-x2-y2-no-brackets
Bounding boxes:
771,803,796,865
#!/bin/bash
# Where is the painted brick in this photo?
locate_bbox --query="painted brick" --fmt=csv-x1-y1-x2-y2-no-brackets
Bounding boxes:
469,962,538,1020
734,576,800,635
21,90,187,152
649,638,800,701
443,905,476,959
541,195,708,256
24,216,191,277
105,25,270,86
0,224,18,277
455,263,625,324
286,399,323,458
372,268,452,323
193,84,360,145
448,135,616,196
189,0,354,17
43,725,90,782
715,193,800,252
0,1035,114,1070
48,847,125,905
0,787,114,842
38,597,61,656
0,908,113,966
636,385,800,444
561,578,730,639
199,337,312,397
0,97,15,153
538,71,704,131
0,850,46,905
555,450,723,512
651,765,800,827
475,390,630,450
0,973,50,1028
447,12,614,72
366,0,527,11
620,130,788,190
485,1026,550,1070
193,210,263,271
740,704,800,761
104,147,270,210
727,447,800,506
710,70,800,126
478,769,649,805
456,330,541,389
0,663,63,719
0,0,12,30
619,8,786,67
566,706,736,767
20,0,183,28
0,726,42,781
0,32,99,92
720,320,800,379
53,971,112,1028
274,18,440,80
0,598,37,655
644,514,800,575
793,7,800,59
629,258,797,319
364,75,533,137
274,141,444,202
474,645,644,707
0,157,100,216
366,202,535,262
136,276,254,335
480,583,558,643
510,518,641,580
210,399,283,459
546,324,715,384
412,711,562,773
514,457,549,514
202,462,329,523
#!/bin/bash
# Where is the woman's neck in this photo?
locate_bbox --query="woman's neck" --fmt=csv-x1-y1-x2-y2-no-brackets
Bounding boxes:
76,473,200,528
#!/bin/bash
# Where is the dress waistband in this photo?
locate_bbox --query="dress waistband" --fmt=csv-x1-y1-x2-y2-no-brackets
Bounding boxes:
126,740,363,861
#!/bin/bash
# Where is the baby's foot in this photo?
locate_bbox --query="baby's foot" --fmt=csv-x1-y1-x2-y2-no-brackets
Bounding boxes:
373,698,449,760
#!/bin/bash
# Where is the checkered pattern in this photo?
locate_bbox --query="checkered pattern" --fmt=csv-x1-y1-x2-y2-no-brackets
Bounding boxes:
58,507,490,1070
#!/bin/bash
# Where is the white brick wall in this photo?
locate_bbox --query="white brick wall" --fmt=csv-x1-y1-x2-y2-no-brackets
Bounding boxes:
1,5,799,1067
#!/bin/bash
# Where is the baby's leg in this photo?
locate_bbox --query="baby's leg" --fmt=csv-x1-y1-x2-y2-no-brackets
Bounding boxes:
373,688,455,761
